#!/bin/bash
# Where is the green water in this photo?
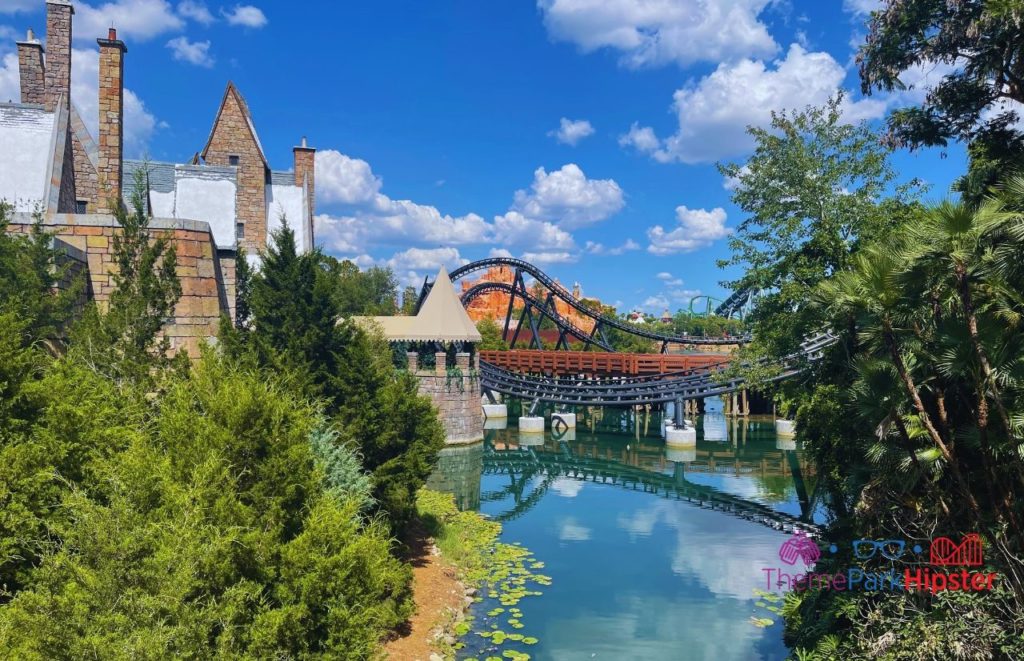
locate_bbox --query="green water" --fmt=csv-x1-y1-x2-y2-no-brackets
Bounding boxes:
428,404,820,661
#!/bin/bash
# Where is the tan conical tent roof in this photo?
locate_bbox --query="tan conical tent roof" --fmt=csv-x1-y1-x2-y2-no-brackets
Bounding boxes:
357,266,482,343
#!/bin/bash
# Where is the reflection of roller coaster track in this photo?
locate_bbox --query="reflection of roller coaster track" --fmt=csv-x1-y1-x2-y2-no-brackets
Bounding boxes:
483,446,818,533
480,332,836,406
421,257,751,351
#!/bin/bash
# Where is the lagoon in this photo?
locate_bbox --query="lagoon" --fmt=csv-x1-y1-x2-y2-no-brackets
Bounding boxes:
429,404,821,660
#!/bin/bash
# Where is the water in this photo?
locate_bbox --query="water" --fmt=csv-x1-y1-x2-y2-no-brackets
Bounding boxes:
427,404,820,661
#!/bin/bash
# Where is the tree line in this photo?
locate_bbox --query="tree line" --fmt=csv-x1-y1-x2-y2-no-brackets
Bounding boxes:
725,3,1024,656
0,178,443,657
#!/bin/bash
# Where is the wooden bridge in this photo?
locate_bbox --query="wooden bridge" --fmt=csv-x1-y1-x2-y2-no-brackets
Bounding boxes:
479,349,732,377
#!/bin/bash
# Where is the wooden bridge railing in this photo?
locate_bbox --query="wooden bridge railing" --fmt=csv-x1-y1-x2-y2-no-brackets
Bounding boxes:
480,349,731,377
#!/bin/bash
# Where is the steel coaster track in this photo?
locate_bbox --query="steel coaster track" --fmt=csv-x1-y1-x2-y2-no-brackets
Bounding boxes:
483,447,818,533
478,332,836,406
461,281,614,351
434,257,751,348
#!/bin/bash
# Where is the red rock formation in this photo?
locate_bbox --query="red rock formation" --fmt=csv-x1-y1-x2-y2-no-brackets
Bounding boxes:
460,266,598,333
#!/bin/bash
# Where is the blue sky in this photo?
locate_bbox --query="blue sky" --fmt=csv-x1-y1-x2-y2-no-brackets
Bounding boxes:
0,0,968,314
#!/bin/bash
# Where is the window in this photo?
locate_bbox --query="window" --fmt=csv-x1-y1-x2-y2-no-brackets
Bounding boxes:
235,222,245,241
75,200,88,214
228,155,240,166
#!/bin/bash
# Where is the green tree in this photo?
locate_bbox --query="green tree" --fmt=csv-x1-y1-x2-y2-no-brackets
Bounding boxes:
476,318,509,350
320,256,398,316
236,224,444,537
0,203,82,346
400,284,418,315
71,174,182,384
718,96,921,356
0,354,412,658
779,183,1024,657
858,0,1024,200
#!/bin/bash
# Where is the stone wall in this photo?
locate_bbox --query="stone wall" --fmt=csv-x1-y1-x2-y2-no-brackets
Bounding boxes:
16,38,45,105
425,442,483,511
8,212,230,357
407,351,483,445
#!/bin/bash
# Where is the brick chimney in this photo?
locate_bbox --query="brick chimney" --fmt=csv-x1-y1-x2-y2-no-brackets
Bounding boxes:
16,29,46,105
293,136,316,221
43,1,73,113
96,27,127,212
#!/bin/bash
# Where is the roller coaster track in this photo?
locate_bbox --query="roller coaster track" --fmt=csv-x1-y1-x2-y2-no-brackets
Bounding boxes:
421,257,751,351
483,446,818,533
479,332,836,407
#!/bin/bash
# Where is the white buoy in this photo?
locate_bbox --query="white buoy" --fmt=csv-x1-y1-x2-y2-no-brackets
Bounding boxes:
552,427,575,442
519,431,545,446
519,416,545,433
775,419,797,438
484,417,508,430
483,403,508,419
665,445,696,463
665,424,697,446
552,412,576,429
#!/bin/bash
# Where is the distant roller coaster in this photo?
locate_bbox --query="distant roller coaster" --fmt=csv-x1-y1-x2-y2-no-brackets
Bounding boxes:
417,257,751,352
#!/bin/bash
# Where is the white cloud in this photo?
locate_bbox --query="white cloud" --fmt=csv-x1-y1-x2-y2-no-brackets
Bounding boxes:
843,0,882,15
549,117,595,145
75,0,185,42
512,163,624,229
656,272,684,286
641,295,670,312
537,0,778,68
177,0,215,25
489,247,514,258
166,36,214,67
70,48,159,157
630,44,887,164
0,1,37,13
522,251,577,265
618,122,660,153
493,211,576,250
558,516,592,541
316,150,576,251
0,52,19,104
222,4,267,28
585,238,639,256
384,247,468,288
551,478,584,498
647,205,730,255
316,150,382,205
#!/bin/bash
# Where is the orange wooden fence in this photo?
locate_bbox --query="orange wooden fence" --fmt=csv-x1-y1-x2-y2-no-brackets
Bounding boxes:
479,349,731,376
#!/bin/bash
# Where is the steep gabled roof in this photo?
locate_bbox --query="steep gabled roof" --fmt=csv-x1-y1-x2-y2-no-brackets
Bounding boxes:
200,81,268,169
357,267,482,343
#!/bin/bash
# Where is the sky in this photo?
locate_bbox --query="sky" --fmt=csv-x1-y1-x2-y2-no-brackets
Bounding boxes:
0,0,970,314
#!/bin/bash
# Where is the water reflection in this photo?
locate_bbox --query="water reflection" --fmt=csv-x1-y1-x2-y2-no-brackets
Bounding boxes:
430,409,820,661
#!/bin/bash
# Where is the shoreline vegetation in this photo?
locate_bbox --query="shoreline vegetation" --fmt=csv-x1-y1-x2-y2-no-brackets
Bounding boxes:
409,489,549,661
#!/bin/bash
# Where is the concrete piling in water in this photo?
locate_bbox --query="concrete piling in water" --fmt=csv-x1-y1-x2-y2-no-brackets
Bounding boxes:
519,416,544,433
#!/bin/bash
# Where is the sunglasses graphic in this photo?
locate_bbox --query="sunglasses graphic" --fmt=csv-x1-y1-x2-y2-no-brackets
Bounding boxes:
852,539,907,560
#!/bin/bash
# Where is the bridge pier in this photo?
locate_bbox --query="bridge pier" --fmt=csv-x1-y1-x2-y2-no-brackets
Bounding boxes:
519,416,545,433
483,403,508,419
552,412,576,429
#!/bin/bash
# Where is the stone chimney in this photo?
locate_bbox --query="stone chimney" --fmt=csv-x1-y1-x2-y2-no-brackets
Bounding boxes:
96,27,127,212
293,136,316,221
43,1,73,113
16,29,45,105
